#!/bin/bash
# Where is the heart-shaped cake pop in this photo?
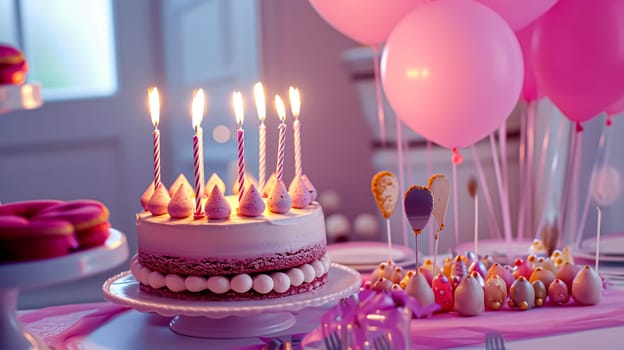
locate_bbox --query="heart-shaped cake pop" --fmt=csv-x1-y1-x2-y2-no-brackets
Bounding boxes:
404,185,433,235
371,171,399,219
427,174,449,231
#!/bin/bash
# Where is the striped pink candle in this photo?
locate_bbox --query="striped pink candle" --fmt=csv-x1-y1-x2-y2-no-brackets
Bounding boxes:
255,82,267,192
148,87,161,188
275,95,287,182
233,91,246,202
191,89,205,219
193,133,204,218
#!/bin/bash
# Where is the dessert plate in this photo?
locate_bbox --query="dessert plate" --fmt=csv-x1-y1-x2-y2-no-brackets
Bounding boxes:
326,241,416,271
578,233,624,257
103,263,361,338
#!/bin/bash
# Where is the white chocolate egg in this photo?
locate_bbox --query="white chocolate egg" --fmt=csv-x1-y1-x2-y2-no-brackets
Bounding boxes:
487,263,514,292
406,271,435,308
484,275,507,311
453,272,484,316
529,267,555,288
572,265,602,306
556,262,581,291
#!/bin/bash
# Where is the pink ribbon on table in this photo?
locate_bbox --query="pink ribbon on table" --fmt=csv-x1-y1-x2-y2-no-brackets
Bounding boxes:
19,302,129,350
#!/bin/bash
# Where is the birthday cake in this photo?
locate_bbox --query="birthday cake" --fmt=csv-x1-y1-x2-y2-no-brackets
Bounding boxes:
131,173,328,301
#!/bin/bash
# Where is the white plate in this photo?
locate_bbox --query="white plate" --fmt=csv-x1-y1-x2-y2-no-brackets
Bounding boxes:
578,233,624,257
326,241,416,271
103,263,361,319
454,239,533,264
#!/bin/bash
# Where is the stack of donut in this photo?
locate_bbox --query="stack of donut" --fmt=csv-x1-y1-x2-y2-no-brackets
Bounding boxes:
0,44,28,85
0,199,110,263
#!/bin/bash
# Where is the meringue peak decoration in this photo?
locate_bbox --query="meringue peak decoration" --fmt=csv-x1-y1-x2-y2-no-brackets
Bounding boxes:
289,175,312,209
427,174,450,231
301,174,318,202
371,171,399,219
238,184,265,217
169,173,194,198
404,185,434,235
140,182,155,211
148,183,171,216
233,173,259,196
205,185,231,220
168,184,193,218
205,173,226,197
268,180,292,214
262,172,277,198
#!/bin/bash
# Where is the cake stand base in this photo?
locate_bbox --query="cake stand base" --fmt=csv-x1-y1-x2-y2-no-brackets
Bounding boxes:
170,312,296,338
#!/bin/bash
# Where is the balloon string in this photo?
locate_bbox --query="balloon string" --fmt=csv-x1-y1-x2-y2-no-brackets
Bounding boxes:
526,104,536,240
532,105,554,238
498,121,509,230
474,193,479,256
595,206,602,273
517,104,528,239
558,124,583,247
534,116,565,240
470,145,502,240
556,124,577,240
427,140,435,255
451,148,462,253
372,45,386,146
396,115,409,248
576,115,612,247
489,134,513,260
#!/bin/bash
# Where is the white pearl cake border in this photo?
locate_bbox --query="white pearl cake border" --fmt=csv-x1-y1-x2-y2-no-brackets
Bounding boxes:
129,254,331,295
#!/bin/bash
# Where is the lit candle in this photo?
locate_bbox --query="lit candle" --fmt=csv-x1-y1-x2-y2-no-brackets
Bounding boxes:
289,86,303,178
233,91,246,202
148,87,160,188
254,82,266,191
274,95,287,182
192,89,206,218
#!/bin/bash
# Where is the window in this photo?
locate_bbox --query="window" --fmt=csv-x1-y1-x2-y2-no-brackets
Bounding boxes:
0,0,118,101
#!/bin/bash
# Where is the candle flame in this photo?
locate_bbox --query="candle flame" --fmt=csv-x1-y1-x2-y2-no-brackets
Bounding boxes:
233,91,244,126
275,95,286,123
254,82,266,122
148,87,160,128
191,88,205,130
289,86,300,119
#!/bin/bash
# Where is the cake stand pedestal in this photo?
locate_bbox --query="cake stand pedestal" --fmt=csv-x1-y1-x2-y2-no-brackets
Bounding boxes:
0,229,129,350
0,83,42,114
103,263,361,338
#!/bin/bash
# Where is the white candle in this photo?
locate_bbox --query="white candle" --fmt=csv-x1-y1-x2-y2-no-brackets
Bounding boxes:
148,87,160,188
595,206,602,272
254,82,266,191
289,86,303,178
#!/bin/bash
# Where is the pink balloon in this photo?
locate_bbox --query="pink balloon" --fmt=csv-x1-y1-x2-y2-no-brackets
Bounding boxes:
381,0,523,149
606,96,624,116
476,0,558,31
309,0,423,46
533,0,624,123
516,23,539,103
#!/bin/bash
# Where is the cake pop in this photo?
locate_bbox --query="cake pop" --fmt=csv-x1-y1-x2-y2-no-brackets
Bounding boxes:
432,274,454,312
509,276,535,310
454,272,484,316
484,275,507,311
532,280,547,307
572,265,602,306
529,267,555,289
406,271,436,309
548,279,570,305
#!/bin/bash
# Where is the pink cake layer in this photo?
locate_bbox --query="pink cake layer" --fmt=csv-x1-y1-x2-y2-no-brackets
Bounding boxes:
138,243,326,276
139,275,327,301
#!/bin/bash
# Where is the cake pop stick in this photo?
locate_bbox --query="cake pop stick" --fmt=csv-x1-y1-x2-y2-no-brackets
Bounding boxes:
468,177,478,256
404,185,434,266
428,174,450,274
595,206,602,273
371,171,399,262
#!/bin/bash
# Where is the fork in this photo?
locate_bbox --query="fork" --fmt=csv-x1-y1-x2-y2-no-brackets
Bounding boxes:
485,332,506,350
372,333,393,350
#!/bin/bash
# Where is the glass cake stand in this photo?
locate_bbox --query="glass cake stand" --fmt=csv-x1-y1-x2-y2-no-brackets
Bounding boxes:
0,229,129,350
103,263,362,338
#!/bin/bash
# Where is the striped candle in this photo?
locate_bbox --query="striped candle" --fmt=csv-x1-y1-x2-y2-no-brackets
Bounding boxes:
233,91,246,202
148,87,161,188
289,87,302,178
193,133,204,218
254,82,267,192
274,95,287,182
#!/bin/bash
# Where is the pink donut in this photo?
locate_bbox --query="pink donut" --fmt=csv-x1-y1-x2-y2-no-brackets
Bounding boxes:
0,200,63,217
0,214,77,263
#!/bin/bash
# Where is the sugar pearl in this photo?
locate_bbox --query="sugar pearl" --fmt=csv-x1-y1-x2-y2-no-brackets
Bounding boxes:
165,274,186,293
148,271,166,289
253,274,274,294
271,272,291,293
287,268,304,287
207,276,230,294
311,260,325,276
185,276,207,292
231,274,253,293
300,264,316,283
